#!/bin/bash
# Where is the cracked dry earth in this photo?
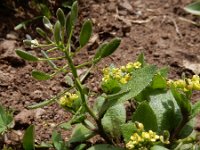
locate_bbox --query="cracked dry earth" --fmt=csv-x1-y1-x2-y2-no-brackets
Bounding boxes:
1,0,200,149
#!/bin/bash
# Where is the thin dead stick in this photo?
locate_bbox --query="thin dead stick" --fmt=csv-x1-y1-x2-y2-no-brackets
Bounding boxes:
168,16,183,38
178,16,200,26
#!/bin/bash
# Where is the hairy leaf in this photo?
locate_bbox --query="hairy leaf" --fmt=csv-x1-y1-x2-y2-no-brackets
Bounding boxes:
54,21,61,45
87,144,123,150
32,70,51,81
56,8,66,27
132,102,158,131
79,19,92,47
102,104,126,138
149,90,182,133
16,49,39,61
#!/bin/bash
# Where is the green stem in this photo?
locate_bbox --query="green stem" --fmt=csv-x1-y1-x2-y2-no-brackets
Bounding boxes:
47,47,57,52
39,56,65,61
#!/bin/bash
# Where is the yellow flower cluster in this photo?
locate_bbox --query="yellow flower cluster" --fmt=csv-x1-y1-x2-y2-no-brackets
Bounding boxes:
126,122,169,150
102,61,141,84
167,75,200,91
59,92,78,108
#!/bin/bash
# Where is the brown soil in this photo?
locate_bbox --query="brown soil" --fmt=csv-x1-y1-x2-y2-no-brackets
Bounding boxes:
1,0,200,149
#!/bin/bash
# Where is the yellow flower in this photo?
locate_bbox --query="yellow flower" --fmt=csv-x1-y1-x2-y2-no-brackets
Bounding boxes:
59,92,78,108
133,61,142,69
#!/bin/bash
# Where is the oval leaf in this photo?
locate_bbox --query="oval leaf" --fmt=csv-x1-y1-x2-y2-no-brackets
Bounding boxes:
101,38,121,58
93,43,108,63
132,102,158,131
54,21,61,45
23,125,35,150
36,27,47,38
88,144,123,150
32,70,51,81
79,19,92,47
184,2,200,15
56,8,66,27
70,1,78,26
16,49,39,61
102,104,126,138
65,75,74,86
43,16,53,30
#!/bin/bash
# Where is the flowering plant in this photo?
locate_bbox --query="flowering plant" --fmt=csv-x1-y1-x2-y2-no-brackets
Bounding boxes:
16,2,200,150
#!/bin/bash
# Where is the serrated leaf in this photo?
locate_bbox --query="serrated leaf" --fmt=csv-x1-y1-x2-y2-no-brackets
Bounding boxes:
121,122,137,143
0,105,14,134
65,75,74,86
191,100,200,118
69,124,95,143
70,1,78,26
54,21,61,45
87,144,123,150
184,1,200,15
150,145,169,150
149,90,182,133
132,102,158,131
32,70,51,81
16,49,39,61
36,27,47,38
79,20,92,47
102,104,126,138
52,131,65,150
23,125,35,150
56,8,66,27
43,16,53,30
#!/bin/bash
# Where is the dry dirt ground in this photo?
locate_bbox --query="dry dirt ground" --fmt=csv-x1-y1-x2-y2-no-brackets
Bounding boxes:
1,0,200,149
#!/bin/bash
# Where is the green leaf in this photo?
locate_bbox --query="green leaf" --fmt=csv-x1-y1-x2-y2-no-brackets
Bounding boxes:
36,27,47,38
151,74,167,89
136,53,146,67
56,8,66,27
132,102,158,131
93,96,105,115
117,65,157,103
149,90,182,133
69,124,95,143
70,1,78,26
66,13,72,38
79,19,92,47
171,88,191,116
54,21,61,45
101,38,121,58
191,100,200,118
52,131,65,150
150,145,169,150
43,16,53,30
59,122,72,130
74,144,87,150
41,50,57,69
23,125,35,150
184,1,200,15
32,70,51,81
93,43,108,63
65,75,74,86
16,49,39,61
102,104,126,138
87,144,123,150
121,122,137,143
0,105,14,134
178,118,194,138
